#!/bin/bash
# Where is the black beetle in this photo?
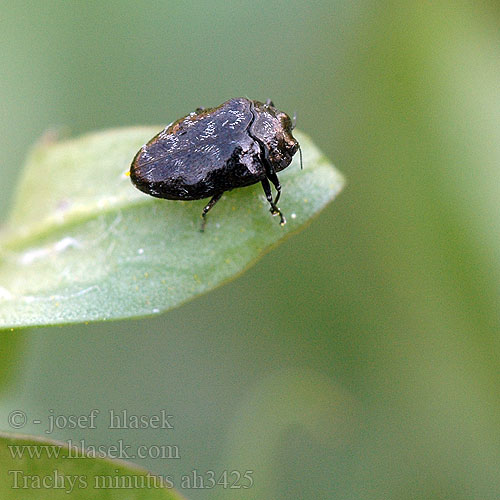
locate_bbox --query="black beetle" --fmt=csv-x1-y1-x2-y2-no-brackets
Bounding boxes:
130,97,301,231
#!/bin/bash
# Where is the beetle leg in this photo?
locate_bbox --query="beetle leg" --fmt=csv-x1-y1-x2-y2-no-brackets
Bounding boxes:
259,145,282,206
266,168,282,206
200,192,223,232
261,178,286,226
265,99,275,107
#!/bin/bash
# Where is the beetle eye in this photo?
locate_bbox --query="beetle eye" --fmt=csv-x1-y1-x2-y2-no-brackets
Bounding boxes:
279,113,293,131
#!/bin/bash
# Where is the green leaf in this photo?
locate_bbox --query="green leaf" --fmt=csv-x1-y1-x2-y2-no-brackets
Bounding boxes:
0,431,183,498
0,127,344,330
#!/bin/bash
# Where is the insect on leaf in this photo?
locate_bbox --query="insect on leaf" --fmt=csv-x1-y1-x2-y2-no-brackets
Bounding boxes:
0,127,344,330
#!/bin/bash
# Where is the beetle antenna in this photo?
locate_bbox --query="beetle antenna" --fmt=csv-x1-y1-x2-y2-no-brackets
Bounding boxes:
298,143,303,170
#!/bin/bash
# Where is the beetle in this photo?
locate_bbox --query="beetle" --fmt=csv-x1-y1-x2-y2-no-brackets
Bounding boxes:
130,97,301,231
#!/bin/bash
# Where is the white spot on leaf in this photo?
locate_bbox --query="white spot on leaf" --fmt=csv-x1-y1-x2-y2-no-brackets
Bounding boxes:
0,286,13,301
19,237,80,265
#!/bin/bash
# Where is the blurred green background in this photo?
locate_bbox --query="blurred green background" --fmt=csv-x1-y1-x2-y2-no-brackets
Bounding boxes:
1,1,499,499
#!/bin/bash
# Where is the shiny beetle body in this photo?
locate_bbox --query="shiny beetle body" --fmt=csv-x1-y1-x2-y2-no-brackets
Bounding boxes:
130,97,299,230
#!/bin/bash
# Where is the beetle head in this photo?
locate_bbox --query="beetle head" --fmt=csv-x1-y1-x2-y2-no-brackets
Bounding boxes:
251,101,300,172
